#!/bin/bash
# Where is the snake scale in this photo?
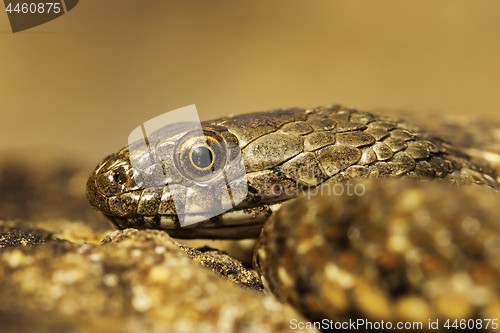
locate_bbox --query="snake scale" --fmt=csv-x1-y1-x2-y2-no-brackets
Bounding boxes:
87,105,500,329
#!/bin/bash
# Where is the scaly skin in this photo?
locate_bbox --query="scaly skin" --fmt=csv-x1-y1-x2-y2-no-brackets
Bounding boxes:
86,105,498,238
254,179,500,327
87,104,500,329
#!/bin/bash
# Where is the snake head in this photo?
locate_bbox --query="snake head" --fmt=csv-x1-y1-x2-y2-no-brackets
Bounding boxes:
86,123,249,233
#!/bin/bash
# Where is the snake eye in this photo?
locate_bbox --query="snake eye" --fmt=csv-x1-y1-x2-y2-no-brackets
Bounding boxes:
190,145,214,170
175,129,228,183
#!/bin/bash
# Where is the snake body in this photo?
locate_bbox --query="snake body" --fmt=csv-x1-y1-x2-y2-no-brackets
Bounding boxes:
86,105,500,327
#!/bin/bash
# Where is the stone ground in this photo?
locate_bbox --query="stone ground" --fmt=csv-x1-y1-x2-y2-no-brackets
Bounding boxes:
0,151,315,333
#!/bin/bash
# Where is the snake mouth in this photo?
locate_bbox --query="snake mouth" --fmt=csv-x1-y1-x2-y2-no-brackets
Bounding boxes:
100,201,283,239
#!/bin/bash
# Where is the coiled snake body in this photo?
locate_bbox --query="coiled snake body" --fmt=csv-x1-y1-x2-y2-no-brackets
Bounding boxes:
87,105,500,329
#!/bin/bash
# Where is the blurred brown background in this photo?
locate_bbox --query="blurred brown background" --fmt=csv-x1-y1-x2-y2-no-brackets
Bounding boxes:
1,0,499,162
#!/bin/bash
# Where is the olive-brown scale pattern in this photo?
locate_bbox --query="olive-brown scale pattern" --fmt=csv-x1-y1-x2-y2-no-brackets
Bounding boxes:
87,105,499,239
254,179,500,327
87,105,500,330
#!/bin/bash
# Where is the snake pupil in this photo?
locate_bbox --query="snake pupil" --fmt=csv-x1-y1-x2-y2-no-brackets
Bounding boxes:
191,146,213,169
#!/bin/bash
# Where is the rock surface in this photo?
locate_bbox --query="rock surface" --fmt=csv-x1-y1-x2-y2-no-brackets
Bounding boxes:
0,226,311,333
0,152,315,333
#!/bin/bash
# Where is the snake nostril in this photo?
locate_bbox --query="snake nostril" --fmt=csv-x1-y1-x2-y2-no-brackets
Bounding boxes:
112,170,128,185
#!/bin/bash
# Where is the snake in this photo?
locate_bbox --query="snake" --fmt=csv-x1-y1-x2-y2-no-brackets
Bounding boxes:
86,105,500,329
